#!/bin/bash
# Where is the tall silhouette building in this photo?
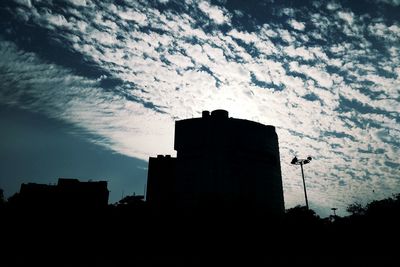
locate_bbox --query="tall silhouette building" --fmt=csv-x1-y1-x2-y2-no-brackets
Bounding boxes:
147,110,285,215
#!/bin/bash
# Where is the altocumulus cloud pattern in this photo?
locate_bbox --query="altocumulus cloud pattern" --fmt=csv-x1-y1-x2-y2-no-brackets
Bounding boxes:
0,0,399,216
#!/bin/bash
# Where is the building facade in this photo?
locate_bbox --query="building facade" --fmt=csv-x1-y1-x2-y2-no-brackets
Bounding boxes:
147,110,285,215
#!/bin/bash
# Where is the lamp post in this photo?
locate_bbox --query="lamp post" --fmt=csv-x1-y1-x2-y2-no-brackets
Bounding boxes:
330,207,338,222
291,156,312,210
331,208,337,216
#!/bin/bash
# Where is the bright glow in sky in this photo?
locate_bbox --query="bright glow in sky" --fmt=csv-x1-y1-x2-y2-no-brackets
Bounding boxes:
0,0,399,217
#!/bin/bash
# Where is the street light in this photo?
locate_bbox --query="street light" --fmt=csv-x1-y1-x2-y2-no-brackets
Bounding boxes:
331,208,337,216
291,156,312,210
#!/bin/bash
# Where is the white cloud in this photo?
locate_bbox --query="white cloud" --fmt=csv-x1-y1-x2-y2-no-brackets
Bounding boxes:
288,19,305,31
289,62,333,88
202,43,226,62
326,2,341,10
228,29,258,43
198,1,230,25
337,11,354,25
165,53,194,69
89,29,117,46
277,29,296,43
253,38,278,56
45,13,68,27
279,8,295,17
69,0,87,7
368,22,400,42
388,24,400,35
310,15,333,41
285,45,314,60
260,24,278,38
118,8,148,26
183,43,210,66
309,47,329,61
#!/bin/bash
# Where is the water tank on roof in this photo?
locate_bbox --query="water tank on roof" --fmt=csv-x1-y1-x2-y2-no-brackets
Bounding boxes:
202,110,210,118
211,109,229,119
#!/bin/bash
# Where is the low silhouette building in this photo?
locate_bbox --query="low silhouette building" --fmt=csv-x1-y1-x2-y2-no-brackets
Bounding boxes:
147,110,285,216
12,178,109,210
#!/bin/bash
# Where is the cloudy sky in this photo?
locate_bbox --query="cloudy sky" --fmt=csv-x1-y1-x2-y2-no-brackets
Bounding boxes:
0,0,399,217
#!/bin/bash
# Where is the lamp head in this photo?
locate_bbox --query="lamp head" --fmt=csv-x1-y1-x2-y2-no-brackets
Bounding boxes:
307,156,312,161
291,157,298,164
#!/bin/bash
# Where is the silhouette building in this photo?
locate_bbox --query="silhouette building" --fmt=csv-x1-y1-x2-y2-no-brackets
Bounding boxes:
12,178,109,210
146,110,285,215
146,155,176,211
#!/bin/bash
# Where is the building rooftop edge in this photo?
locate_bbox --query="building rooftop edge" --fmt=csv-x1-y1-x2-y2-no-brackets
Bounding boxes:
176,110,276,129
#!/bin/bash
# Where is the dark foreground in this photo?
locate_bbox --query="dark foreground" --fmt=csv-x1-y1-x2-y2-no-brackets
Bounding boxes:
2,205,399,267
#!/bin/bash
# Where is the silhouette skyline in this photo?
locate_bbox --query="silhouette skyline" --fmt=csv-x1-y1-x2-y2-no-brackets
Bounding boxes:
1,0,399,218
9,178,109,210
1,109,399,265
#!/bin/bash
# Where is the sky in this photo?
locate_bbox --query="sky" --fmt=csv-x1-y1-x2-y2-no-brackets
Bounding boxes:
0,0,399,217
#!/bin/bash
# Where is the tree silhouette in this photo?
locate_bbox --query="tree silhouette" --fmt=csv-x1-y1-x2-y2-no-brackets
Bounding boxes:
346,201,365,216
284,205,321,226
